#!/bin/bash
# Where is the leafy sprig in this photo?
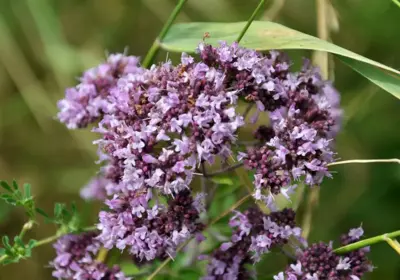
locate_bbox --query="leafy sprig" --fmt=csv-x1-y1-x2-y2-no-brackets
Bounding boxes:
1,180,36,219
0,180,94,265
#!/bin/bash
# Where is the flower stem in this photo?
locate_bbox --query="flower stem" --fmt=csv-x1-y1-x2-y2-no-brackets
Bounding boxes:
236,0,266,43
96,247,109,263
328,158,400,166
334,230,400,254
301,187,319,239
314,0,329,79
393,0,400,8
201,162,244,177
142,0,188,68
384,237,400,255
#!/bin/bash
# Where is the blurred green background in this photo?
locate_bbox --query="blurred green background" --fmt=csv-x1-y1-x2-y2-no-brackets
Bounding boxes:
0,0,399,279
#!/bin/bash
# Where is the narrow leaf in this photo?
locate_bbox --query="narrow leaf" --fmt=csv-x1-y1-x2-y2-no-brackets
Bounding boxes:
35,207,49,218
12,180,19,190
23,184,31,199
14,236,24,247
27,239,37,249
161,21,400,99
2,236,11,249
338,56,400,99
54,203,63,218
0,181,12,192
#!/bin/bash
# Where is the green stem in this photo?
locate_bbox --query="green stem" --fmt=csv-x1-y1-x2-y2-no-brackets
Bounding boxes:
328,158,400,166
0,225,97,264
142,0,188,68
393,0,400,8
236,0,266,43
19,220,34,239
385,237,400,255
334,230,400,254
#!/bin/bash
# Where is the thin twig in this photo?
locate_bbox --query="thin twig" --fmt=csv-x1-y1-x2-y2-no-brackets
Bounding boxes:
328,158,400,166
204,162,244,177
201,162,208,194
142,0,188,68
236,140,260,146
334,230,400,254
242,103,254,120
236,0,266,43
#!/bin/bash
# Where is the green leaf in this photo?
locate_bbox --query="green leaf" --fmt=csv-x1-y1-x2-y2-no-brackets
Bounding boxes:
0,248,5,255
2,236,11,249
338,56,400,99
35,207,49,218
0,181,12,192
54,203,63,218
1,194,17,205
1,194,14,200
210,176,234,185
12,180,19,190
27,239,36,249
161,21,400,99
13,236,24,248
2,258,16,265
23,184,31,199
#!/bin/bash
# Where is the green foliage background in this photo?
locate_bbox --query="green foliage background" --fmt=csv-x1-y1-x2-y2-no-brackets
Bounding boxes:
0,0,399,279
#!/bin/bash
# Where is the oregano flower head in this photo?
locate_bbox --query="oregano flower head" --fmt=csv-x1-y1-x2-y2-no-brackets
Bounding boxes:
204,208,302,279
50,232,129,280
274,227,372,280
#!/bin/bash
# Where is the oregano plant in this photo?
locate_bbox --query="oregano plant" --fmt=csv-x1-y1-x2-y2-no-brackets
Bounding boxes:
1,1,399,279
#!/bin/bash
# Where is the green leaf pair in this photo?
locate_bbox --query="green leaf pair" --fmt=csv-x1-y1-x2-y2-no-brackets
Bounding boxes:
160,21,400,99
0,180,35,219
0,235,36,265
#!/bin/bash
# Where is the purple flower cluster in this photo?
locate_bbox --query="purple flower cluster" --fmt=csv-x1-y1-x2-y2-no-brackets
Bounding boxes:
92,58,243,196
274,227,372,280
80,176,110,201
204,208,301,279
56,41,344,274
97,189,205,261
57,48,246,263
50,232,129,280
57,54,142,129
196,41,342,205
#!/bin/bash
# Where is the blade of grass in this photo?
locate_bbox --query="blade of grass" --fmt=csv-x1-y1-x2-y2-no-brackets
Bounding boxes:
236,0,266,43
0,16,54,131
301,0,330,239
25,0,76,88
142,0,188,68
